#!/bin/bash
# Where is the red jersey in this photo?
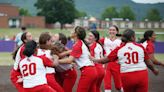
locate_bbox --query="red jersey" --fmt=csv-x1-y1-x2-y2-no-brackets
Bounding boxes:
142,40,154,54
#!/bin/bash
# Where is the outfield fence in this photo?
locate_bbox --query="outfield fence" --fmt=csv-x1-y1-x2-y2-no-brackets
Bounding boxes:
0,40,164,53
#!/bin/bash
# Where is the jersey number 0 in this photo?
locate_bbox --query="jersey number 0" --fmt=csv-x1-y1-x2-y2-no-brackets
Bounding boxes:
124,52,139,64
22,63,36,77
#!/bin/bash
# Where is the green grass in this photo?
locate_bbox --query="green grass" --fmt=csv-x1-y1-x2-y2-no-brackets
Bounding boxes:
0,28,164,41
154,54,164,61
0,52,164,66
0,52,14,66
0,28,72,39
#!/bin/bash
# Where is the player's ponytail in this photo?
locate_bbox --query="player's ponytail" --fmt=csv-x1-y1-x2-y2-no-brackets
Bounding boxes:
91,30,100,43
75,26,90,51
139,30,154,43
121,29,135,43
23,40,37,57
90,30,105,54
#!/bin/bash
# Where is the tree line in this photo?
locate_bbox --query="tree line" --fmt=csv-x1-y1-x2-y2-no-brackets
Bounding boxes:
19,0,162,29
101,6,161,21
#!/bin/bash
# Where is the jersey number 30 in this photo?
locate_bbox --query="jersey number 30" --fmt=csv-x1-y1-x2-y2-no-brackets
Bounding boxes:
22,63,36,77
124,52,139,64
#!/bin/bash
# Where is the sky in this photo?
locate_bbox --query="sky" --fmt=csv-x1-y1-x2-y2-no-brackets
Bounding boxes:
132,0,164,4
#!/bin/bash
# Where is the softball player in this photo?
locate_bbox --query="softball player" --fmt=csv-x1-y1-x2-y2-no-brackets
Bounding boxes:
87,31,105,92
99,25,123,92
10,32,32,92
58,26,98,92
93,29,159,92
37,32,64,92
52,33,77,92
18,40,57,92
140,30,164,67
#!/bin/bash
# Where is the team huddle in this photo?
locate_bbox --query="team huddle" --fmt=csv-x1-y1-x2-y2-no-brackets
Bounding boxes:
10,26,164,92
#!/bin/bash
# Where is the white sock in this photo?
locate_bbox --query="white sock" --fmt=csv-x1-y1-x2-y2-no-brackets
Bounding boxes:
105,90,111,92
121,88,124,92
118,88,124,92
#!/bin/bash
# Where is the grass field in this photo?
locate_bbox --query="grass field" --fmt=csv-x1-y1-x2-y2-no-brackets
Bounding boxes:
0,28,164,65
0,28,164,41
0,52,164,66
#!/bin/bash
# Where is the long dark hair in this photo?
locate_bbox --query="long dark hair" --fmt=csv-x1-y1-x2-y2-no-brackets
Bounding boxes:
23,40,37,57
121,29,135,43
21,32,28,43
59,33,67,45
12,32,28,60
139,30,154,43
90,30,105,55
75,26,90,51
91,30,100,42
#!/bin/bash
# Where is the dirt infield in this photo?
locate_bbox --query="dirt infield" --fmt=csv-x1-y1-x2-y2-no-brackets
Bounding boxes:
0,66,164,92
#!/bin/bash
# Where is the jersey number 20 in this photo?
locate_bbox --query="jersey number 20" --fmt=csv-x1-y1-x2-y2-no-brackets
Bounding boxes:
22,63,36,77
124,52,139,64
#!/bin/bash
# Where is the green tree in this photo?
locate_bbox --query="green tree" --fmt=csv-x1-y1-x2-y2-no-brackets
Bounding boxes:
101,6,119,20
75,10,87,18
35,0,77,29
19,8,31,16
119,6,135,20
144,8,161,21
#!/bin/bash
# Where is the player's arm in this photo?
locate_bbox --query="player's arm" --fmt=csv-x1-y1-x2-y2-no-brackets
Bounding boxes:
143,48,159,75
92,47,118,64
58,42,82,64
92,49,117,64
92,56,109,64
42,55,59,67
149,53,164,67
58,50,72,58
146,43,164,67
144,59,159,75
58,56,74,64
